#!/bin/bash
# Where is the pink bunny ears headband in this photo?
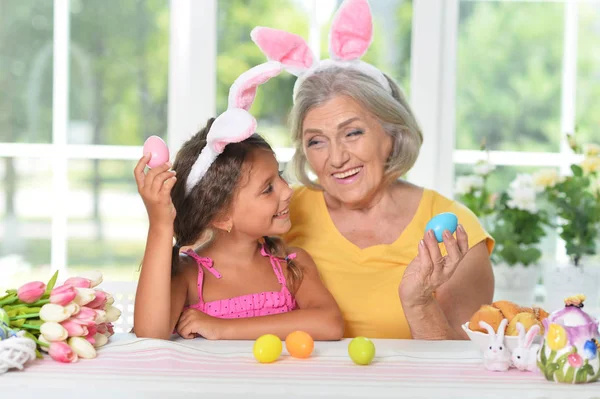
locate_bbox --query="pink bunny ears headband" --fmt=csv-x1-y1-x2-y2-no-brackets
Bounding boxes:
185,61,282,196
250,0,391,103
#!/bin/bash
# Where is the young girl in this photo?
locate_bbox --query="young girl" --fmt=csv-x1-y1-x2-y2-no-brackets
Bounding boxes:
133,62,344,341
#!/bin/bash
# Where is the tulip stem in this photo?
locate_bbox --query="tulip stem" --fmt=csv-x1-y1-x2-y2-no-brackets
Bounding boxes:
20,323,41,330
0,296,18,307
30,299,51,307
35,338,50,348
9,313,40,320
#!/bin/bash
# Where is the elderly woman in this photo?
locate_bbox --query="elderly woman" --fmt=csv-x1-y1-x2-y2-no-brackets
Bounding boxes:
252,0,494,340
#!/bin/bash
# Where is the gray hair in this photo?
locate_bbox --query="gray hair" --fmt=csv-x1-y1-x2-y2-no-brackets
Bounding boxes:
289,68,423,189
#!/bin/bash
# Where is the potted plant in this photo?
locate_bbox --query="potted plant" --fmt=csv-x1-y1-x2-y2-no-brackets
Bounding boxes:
535,135,600,310
489,173,549,304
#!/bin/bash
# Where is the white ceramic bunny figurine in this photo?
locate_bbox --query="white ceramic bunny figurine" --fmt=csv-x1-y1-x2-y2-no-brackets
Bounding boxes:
479,318,511,371
511,322,541,371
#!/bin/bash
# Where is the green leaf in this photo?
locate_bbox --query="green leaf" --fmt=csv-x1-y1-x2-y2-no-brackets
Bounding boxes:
26,319,44,327
540,344,547,364
0,294,18,307
545,362,559,381
45,270,59,295
564,366,575,383
21,307,41,314
10,319,25,328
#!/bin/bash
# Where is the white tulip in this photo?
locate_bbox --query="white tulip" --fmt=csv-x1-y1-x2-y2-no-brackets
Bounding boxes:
105,305,122,323
105,293,114,306
95,310,108,324
38,334,51,352
40,304,71,323
76,271,103,288
64,302,80,316
93,333,108,348
41,322,69,342
73,288,96,306
68,337,97,359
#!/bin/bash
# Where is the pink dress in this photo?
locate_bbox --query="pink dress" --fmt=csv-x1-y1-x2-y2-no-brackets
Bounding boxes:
183,245,297,318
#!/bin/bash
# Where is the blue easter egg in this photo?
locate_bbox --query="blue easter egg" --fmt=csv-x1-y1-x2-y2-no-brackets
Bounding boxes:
425,212,458,243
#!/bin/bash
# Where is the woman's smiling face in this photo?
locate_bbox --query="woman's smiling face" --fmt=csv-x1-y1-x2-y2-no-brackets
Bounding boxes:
302,95,393,206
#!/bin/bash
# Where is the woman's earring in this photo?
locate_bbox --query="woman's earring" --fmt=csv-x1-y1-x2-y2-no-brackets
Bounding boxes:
227,224,232,233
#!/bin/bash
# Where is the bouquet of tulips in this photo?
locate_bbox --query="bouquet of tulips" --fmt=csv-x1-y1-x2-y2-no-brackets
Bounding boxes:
0,271,120,363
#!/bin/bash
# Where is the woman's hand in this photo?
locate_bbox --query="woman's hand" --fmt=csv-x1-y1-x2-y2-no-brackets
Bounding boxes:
399,225,469,307
134,154,177,227
176,308,224,340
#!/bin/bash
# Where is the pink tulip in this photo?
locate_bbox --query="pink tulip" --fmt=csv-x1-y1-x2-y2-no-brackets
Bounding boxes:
63,277,92,289
84,324,98,345
106,323,114,337
568,353,583,368
86,290,107,309
71,307,97,326
48,341,78,363
17,281,46,303
96,323,107,334
87,324,98,334
50,285,77,306
61,319,89,337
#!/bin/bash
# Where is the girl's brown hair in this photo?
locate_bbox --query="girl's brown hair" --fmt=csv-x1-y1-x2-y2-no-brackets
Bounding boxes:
170,118,302,288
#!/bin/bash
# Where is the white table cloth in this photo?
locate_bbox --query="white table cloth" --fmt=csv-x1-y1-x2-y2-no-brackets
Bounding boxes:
3,334,599,399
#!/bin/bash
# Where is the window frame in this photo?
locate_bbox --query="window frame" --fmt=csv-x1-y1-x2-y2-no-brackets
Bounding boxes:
0,0,584,276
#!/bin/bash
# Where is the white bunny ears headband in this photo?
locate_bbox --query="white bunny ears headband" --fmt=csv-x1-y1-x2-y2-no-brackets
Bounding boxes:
185,61,282,196
250,0,391,103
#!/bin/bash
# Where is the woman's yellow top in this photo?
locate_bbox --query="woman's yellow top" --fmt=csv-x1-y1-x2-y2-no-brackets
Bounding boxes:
283,186,494,339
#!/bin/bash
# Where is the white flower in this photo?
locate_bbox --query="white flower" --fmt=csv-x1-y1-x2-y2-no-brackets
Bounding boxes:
64,302,80,316
93,333,108,348
507,186,538,213
76,271,103,288
581,156,600,175
38,334,51,352
532,169,561,190
41,322,69,342
509,173,535,191
68,337,97,359
40,304,71,323
474,160,496,176
95,309,108,324
455,175,484,195
507,174,538,213
73,288,96,306
583,143,600,157
105,305,122,323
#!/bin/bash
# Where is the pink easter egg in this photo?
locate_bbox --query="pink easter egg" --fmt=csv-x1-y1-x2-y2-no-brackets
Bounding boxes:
143,136,169,168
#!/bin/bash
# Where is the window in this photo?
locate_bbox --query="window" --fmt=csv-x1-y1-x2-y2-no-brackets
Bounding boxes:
452,1,598,263
1,0,412,288
0,0,169,290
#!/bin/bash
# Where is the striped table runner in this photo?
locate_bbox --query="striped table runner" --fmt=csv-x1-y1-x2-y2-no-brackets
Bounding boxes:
3,335,599,399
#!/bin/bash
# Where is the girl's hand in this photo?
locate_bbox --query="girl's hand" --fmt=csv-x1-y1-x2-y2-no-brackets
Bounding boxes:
398,226,469,308
176,308,223,340
134,154,177,227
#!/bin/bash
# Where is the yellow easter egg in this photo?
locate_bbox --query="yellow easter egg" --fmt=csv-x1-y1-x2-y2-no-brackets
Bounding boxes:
253,334,282,363
547,323,567,351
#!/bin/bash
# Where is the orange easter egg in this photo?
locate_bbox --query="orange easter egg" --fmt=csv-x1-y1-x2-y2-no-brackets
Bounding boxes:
285,331,314,359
